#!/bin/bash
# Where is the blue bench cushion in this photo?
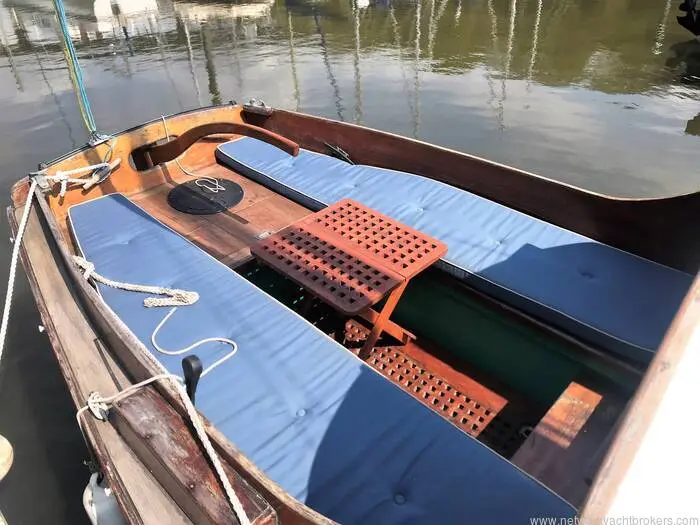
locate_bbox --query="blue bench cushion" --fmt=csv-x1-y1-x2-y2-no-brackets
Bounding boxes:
69,193,575,525
217,138,693,363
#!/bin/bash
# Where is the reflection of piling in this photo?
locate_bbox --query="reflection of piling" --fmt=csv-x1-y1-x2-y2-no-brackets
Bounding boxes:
288,12,301,111
201,22,221,106
526,0,542,91
427,0,449,68
390,6,414,120
652,0,672,55
230,8,244,96
352,0,363,124
0,11,23,91
180,16,202,106
35,47,77,147
504,0,517,87
413,0,422,139
149,16,184,109
313,8,344,121
498,0,517,132
10,8,32,51
486,0,500,126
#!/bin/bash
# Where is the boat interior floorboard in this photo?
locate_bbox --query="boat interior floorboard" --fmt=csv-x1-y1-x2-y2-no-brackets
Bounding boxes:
55,138,630,508
130,140,311,267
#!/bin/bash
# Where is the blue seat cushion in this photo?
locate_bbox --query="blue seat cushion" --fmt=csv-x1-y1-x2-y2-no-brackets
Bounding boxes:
217,137,693,363
69,193,575,525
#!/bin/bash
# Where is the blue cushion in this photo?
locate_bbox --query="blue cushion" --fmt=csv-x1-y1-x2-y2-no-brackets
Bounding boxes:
216,138,693,363
69,193,575,525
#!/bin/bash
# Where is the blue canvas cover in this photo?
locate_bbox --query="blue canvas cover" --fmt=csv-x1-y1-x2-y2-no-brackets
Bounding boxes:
216,137,693,363
69,193,576,525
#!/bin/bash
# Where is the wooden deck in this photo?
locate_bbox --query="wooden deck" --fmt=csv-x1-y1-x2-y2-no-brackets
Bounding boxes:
128,139,310,268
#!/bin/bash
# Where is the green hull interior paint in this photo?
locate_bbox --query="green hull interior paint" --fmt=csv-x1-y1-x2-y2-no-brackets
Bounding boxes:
239,262,637,409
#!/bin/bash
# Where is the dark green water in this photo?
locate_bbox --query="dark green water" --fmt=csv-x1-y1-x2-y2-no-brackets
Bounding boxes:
0,0,698,521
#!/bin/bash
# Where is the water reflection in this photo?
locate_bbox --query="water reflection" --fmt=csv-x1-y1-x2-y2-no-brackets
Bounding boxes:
1,0,700,197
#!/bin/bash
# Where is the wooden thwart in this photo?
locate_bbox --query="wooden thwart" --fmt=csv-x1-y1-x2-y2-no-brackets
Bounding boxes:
512,380,624,507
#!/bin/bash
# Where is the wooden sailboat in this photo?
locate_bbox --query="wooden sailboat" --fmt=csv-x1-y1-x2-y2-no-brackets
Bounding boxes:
7,101,700,524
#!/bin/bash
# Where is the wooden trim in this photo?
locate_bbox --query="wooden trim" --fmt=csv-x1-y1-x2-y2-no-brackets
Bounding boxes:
512,380,625,508
579,274,700,522
110,388,277,525
147,122,299,165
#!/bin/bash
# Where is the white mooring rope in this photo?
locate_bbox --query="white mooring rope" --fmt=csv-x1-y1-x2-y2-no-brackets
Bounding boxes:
72,256,239,378
0,178,39,367
0,161,250,524
46,158,122,197
73,255,200,307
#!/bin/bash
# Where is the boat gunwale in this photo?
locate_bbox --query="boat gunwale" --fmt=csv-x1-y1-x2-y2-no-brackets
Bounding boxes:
23,102,700,203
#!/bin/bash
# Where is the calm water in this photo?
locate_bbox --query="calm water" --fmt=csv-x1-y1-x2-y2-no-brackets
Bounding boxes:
0,0,698,521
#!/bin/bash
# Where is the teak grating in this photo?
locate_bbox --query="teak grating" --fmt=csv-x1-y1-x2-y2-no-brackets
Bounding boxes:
252,199,446,315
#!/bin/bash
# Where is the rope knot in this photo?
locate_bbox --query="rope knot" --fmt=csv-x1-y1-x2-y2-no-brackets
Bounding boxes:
86,391,109,421
74,256,95,281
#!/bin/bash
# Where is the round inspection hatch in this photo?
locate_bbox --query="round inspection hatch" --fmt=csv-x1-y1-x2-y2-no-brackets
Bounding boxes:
167,179,244,215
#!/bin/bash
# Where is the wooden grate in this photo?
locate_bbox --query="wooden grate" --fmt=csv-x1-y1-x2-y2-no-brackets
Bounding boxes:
366,347,497,436
363,344,533,458
255,226,401,314
310,200,446,278
252,199,446,315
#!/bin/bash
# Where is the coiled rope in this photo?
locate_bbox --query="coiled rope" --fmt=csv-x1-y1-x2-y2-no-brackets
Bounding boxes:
72,256,239,378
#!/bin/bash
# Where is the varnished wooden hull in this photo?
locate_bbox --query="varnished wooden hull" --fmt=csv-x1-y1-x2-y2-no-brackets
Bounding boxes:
9,103,700,524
